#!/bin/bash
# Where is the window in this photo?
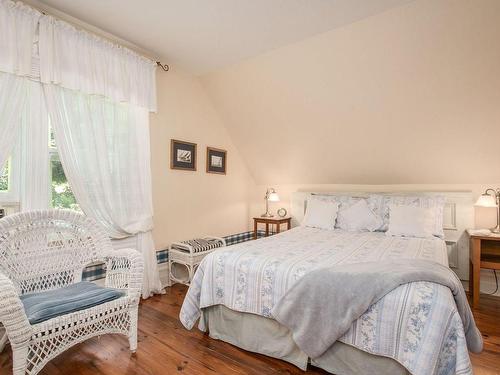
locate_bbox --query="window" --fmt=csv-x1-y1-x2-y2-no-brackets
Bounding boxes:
0,159,9,192
49,127,80,211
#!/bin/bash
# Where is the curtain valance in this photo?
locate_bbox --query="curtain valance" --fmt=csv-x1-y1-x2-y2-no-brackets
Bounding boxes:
0,0,158,112
0,0,40,76
39,16,157,112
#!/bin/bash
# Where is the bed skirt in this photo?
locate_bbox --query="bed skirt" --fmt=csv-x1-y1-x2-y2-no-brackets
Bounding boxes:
200,305,410,375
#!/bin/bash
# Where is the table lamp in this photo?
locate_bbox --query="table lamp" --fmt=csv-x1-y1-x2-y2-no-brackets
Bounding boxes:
261,188,280,217
475,188,500,233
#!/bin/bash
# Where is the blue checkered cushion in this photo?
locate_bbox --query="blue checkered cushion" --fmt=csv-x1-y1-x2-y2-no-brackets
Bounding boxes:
157,249,168,264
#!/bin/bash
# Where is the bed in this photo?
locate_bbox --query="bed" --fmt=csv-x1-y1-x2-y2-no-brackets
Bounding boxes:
180,192,477,375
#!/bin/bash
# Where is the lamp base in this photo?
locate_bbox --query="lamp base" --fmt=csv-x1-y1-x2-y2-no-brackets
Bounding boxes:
261,213,274,218
491,225,500,234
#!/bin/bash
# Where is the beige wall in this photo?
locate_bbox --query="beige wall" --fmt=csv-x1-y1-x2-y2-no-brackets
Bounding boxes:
201,0,500,186
150,68,255,250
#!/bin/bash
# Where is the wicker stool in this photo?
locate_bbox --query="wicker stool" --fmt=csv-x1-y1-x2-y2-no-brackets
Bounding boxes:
169,236,226,285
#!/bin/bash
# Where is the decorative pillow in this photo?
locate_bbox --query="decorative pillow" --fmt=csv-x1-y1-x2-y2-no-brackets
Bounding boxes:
309,194,364,229
302,198,339,230
336,199,383,232
386,205,438,238
368,194,445,238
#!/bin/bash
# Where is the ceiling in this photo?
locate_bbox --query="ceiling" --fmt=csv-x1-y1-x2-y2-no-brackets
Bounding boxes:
36,0,412,75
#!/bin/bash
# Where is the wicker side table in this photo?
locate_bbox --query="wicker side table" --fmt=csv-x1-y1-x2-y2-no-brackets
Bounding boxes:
169,236,226,285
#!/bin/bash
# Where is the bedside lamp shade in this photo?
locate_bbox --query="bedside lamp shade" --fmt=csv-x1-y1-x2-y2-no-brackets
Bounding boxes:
268,192,280,202
475,188,500,233
475,193,497,207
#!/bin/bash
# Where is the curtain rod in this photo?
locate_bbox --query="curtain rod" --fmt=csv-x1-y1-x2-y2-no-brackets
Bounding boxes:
31,3,170,72
156,62,170,72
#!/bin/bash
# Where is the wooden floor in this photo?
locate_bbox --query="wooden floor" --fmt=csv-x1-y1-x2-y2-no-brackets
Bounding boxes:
1,284,499,375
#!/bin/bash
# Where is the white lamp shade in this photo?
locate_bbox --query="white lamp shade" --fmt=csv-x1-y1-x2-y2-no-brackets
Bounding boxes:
268,192,280,202
475,194,497,207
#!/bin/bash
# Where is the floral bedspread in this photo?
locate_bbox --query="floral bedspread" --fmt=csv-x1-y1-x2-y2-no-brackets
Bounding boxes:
180,227,472,375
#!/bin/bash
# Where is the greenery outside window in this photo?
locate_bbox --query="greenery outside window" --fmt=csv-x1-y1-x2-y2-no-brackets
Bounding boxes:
0,159,10,192
49,127,80,211
0,148,20,203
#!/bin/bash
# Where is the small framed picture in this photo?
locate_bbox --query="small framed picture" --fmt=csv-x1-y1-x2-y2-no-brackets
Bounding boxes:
171,139,197,171
206,147,227,175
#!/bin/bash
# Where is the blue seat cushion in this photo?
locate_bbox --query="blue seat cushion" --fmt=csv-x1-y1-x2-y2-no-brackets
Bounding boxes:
20,281,125,324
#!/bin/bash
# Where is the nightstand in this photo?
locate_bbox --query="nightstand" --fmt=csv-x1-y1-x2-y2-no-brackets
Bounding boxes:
253,217,291,239
467,229,500,307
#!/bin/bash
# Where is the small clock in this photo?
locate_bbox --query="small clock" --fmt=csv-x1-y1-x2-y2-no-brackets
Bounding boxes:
277,207,287,218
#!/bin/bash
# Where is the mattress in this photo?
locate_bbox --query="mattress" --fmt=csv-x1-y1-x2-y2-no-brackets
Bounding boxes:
181,227,472,375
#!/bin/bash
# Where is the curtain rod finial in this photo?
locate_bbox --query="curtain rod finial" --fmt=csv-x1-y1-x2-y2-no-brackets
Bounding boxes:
156,61,169,72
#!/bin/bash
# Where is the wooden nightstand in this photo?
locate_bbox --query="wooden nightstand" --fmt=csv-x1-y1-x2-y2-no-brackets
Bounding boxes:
467,229,500,307
253,217,291,240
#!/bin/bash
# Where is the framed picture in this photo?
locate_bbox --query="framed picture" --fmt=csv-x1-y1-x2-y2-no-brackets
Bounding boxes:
171,139,197,171
206,147,227,175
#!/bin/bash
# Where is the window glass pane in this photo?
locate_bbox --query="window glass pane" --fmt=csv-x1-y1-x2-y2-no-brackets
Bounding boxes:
0,159,10,192
49,125,56,148
50,154,80,211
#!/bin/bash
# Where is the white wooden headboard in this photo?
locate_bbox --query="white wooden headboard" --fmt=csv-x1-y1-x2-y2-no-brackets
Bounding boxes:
291,191,473,280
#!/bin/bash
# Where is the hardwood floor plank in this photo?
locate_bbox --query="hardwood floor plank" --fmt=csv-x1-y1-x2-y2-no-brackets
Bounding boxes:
0,284,498,374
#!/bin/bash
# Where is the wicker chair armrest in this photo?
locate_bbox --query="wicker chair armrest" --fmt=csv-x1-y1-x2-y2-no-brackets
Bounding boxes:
103,248,143,302
0,271,32,347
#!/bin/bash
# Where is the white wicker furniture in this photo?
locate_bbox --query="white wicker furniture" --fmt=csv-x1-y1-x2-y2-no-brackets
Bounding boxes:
169,236,225,285
0,210,143,375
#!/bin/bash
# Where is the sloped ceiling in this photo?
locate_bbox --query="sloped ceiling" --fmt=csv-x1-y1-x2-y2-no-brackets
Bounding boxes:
36,0,412,75
32,0,500,186
201,0,500,185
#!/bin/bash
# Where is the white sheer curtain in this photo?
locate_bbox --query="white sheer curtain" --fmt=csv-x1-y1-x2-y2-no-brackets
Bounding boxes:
44,84,162,298
0,0,42,192
39,15,157,112
0,0,40,76
0,72,28,170
20,81,49,211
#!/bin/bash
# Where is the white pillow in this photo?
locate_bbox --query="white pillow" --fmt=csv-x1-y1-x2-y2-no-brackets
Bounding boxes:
386,204,438,238
337,199,383,232
333,196,364,229
302,198,339,230
308,195,364,229
368,194,445,238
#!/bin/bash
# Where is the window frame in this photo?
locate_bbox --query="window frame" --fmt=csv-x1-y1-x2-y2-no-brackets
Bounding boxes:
48,141,60,208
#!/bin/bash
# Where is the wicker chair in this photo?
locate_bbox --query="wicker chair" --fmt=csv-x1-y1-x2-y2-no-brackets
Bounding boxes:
0,210,143,375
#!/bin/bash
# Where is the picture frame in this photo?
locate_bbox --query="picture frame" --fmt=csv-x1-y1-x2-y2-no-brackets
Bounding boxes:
206,147,227,175
170,139,197,171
